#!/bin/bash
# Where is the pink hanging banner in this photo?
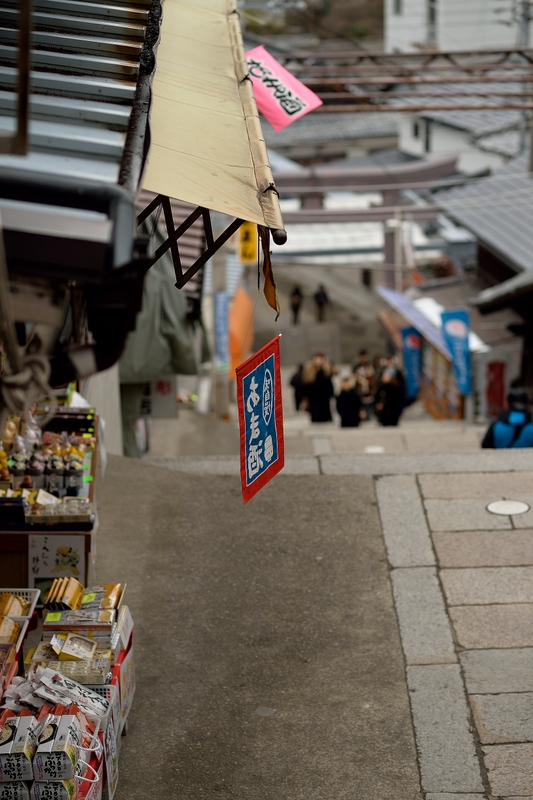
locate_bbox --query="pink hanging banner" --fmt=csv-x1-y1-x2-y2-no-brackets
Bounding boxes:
246,45,323,132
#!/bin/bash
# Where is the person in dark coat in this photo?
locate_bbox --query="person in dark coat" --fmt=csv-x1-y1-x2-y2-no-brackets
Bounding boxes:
353,349,376,420
482,388,533,448
313,285,329,322
375,368,405,427
302,353,334,422
290,364,305,411
336,376,362,428
290,286,303,325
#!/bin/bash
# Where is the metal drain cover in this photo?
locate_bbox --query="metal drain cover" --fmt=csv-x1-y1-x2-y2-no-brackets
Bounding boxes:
486,500,530,516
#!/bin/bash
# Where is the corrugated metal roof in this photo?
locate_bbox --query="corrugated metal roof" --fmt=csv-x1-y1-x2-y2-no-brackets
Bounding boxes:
392,83,525,137
377,286,451,357
437,152,533,273
261,111,399,148
477,128,524,158
0,0,150,183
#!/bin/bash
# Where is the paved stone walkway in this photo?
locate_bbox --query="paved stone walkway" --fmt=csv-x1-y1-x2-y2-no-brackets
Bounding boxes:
150,403,485,459
380,469,533,799
145,451,533,798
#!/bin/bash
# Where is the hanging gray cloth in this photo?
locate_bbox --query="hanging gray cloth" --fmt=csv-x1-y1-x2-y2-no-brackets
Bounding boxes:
119,220,198,382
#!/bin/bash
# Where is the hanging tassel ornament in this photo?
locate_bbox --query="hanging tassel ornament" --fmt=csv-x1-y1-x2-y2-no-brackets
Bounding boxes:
258,226,280,321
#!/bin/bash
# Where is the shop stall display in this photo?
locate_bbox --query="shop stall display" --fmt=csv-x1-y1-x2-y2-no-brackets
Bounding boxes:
0,409,98,591
0,400,134,799
0,582,134,800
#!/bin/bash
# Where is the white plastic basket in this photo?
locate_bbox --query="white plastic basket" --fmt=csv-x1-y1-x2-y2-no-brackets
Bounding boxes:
84,683,119,735
0,588,40,620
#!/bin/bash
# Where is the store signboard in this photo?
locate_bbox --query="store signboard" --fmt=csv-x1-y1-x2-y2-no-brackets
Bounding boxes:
28,534,86,602
239,222,258,264
140,377,178,418
236,335,284,503
151,377,177,418
401,326,422,399
441,309,472,395
246,45,322,131
104,716,119,800
118,645,136,726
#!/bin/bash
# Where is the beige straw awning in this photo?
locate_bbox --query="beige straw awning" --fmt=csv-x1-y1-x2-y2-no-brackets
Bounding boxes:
141,0,284,231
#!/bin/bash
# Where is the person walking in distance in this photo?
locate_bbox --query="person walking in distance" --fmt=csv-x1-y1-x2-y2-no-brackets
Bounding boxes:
290,364,305,411
314,284,329,322
375,368,405,427
336,375,362,428
353,349,376,421
290,286,303,325
482,388,533,448
302,352,335,422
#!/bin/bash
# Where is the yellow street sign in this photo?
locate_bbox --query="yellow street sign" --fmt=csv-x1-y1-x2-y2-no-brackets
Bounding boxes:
239,222,258,264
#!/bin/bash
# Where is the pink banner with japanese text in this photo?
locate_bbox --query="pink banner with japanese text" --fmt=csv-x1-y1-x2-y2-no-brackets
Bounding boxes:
246,45,323,131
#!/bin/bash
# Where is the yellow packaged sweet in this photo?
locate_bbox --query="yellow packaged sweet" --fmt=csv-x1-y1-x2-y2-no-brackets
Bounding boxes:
81,583,122,610
0,592,30,618
0,615,21,644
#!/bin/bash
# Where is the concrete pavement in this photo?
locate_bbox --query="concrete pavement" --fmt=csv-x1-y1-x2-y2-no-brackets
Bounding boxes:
121,449,533,799
97,457,422,799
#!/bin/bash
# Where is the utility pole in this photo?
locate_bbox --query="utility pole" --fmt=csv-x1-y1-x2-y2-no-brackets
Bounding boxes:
519,1,533,172
211,213,230,420
394,209,403,293
518,0,532,46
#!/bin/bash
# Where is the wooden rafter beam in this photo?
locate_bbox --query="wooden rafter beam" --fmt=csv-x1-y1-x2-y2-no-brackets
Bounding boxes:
277,46,533,64
312,102,533,112
302,74,533,86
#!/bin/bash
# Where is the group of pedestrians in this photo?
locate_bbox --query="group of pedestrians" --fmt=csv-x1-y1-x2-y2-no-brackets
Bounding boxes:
291,349,407,427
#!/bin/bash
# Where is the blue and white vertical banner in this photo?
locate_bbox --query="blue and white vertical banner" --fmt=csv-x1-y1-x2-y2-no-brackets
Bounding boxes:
214,290,229,373
441,309,472,395
401,327,422,399
236,335,284,504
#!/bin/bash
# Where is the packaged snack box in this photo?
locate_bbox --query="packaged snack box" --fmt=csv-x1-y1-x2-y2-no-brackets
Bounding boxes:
0,619,21,647
0,782,30,800
28,658,111,686
58,636,96,663
80,585,121,611
34,670,110,720
43,611,114,631
0,712,38,782
0,596,30,619
33,715,81,782
0,644,16,683
30,779,76,800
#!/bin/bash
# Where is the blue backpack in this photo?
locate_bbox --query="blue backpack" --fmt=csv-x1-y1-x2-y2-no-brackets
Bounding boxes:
492,411,533,448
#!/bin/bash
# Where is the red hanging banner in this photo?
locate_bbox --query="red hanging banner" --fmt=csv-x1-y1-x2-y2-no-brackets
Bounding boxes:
236,335,284,503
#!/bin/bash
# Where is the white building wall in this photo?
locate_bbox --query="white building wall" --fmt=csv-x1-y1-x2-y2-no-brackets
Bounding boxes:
399,115,506,173
438,0,518,50
386,0,520,52
384,0,428,52
83,364,123,456
399,114,427,157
